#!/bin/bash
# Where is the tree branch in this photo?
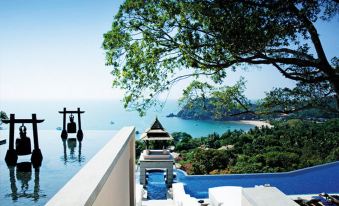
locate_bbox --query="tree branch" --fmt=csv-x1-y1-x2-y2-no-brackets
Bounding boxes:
289,4,333,74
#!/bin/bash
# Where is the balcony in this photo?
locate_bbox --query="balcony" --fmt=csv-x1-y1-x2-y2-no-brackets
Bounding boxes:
45,126,136,206
43,125,321,206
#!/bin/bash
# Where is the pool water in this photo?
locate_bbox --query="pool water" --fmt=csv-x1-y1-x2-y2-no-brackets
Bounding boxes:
176,161,339,199
0,130,115,206
147,172,167,200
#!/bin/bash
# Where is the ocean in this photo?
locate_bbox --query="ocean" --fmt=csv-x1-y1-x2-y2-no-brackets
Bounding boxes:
0,100,254,206
0,100,254,138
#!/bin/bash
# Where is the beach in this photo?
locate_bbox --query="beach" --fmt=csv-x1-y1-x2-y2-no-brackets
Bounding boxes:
239,120,273,128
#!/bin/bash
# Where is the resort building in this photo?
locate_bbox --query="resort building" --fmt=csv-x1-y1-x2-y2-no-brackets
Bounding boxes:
39,121,339,206
2,0,339,205
42,125,304,206
139,117,174,187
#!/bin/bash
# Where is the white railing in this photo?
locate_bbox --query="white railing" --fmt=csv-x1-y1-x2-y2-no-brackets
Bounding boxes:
46,126,136,206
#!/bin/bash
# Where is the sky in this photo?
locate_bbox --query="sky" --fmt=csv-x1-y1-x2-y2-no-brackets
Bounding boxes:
0,0,338,101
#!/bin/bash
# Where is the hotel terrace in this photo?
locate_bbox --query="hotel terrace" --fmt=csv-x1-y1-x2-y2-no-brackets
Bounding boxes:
41,118,339,206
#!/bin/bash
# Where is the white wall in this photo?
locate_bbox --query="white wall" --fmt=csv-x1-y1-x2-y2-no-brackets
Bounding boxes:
45,127,135,206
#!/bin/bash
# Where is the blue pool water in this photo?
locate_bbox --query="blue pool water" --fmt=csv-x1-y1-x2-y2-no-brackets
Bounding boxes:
147,172,167,200
176,162,339,199
0,130,115,206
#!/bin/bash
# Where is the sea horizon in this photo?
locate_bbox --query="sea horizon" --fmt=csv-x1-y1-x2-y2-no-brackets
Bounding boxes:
0,99,254,138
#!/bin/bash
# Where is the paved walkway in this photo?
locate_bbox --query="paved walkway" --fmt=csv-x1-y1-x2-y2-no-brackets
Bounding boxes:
142,200,175,206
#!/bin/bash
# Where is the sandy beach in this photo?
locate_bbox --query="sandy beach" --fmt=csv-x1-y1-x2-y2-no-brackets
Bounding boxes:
239,120,273,128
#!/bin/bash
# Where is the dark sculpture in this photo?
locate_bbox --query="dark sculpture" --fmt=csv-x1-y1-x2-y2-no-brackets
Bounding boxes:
67,114,77,133
2,114,44,168
59,108,85,141
16,125,31,155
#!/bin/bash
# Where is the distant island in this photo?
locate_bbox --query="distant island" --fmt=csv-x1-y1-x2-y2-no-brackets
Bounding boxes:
167,100,258,121
167,110,257,121
167,98,338,122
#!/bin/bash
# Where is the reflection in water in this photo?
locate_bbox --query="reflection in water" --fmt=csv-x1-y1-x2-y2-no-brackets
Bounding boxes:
61,138,85,165
7,162,46,202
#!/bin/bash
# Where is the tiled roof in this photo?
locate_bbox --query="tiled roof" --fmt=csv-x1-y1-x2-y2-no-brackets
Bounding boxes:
141,117,173,141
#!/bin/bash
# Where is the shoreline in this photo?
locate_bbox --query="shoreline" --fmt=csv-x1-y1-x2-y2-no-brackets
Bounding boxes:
238,120,273,128
171,116,274,129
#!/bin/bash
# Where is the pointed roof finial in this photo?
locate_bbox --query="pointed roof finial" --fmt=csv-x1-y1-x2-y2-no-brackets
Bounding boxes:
141,116,173,141
150,116,164,130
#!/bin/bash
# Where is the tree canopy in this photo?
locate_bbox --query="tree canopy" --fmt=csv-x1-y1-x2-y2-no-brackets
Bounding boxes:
173,119,339,174
103,0,339,115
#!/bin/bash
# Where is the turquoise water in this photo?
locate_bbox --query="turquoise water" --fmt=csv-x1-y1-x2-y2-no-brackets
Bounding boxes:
0,100,254,205
0,100,254,137
0,130,114,206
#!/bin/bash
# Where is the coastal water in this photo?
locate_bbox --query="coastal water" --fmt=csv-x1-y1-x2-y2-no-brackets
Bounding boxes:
0,100,254,137
2,100,257,204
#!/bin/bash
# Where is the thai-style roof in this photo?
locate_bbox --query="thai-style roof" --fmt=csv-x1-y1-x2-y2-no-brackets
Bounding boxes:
141,117,173,141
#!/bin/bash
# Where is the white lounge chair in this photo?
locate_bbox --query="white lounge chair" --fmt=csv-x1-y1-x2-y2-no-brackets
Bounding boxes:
209,186,242,206
243,186,299,206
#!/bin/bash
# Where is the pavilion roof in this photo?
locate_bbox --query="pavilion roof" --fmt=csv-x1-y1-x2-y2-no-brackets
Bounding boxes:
141,117,173,141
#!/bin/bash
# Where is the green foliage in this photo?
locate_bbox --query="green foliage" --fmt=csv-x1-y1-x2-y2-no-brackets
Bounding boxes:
259,82,339,115
178,80,339,119
171,132,193,144
191,148,234,175
179,81,213,109
135,139,146,159
175,119,339,174
103,0,339,114
174,134,201,152
211,78,252,118
262,151,300,172
327,148,339,161
231,155,265,173
178,78,258,118
176,86,339,120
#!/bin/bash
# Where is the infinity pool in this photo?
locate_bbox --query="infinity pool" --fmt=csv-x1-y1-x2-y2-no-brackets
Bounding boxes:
0,130,115,206
176,161,339,199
